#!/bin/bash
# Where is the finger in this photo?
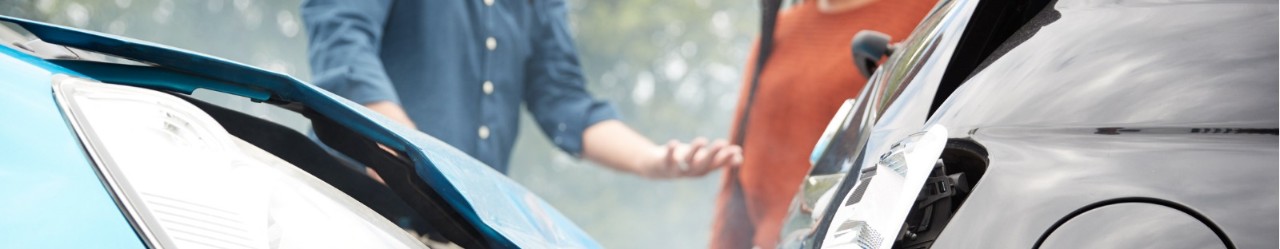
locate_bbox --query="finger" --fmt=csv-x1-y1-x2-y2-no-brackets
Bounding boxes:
711,145,738,169
680,140,710,177
691,140,728,173
664,140,680,166
692,147,731,177
663,140,683,177
710,143,743,168
682,138,708,168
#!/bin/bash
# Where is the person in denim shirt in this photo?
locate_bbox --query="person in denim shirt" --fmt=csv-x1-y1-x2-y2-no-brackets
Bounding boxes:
302,0,738,179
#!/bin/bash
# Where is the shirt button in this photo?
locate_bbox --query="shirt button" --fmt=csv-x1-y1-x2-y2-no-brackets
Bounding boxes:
484,0,494,6
478,125,490,140
483,81,494,95
485,37,497,51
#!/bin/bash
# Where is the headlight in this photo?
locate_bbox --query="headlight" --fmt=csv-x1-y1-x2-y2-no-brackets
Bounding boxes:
52,75,425,249
821,125,947,249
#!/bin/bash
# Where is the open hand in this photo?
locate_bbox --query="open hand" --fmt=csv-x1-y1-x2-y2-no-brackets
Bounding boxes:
642,137,743,178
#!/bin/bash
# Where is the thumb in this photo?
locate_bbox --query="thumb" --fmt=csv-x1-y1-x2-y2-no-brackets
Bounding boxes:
664,140,680,166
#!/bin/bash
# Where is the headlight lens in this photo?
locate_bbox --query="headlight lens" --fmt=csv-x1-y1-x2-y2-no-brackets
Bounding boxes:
53,75,426,249
822,125,947,249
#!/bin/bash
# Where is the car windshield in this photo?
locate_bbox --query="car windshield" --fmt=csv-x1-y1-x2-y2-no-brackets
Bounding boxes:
870,0,955,114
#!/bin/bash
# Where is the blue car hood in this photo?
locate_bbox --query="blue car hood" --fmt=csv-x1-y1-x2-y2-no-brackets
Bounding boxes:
0,16,599,248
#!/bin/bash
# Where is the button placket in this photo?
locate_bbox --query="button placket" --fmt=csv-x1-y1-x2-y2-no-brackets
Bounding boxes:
477,0,498,157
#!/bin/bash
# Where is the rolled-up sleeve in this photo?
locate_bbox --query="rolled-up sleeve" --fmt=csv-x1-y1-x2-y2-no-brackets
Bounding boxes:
524,0,619,157
301,0,398,105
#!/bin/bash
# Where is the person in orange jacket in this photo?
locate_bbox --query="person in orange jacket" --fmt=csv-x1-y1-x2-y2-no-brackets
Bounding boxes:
710,0,937,248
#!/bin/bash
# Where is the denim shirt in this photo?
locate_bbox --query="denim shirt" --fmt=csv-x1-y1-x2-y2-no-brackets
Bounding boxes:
302,0,618,173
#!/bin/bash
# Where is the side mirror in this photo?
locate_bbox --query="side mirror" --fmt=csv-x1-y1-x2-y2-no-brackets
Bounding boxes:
850,30,893,79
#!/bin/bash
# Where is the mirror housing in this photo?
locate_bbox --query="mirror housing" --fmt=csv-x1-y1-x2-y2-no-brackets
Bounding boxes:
850,30,893,79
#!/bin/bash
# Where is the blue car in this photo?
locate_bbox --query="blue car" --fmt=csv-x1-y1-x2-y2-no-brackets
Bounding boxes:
0,16,599,249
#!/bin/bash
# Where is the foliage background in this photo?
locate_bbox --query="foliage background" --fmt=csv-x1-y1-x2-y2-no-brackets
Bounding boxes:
0,0,758,248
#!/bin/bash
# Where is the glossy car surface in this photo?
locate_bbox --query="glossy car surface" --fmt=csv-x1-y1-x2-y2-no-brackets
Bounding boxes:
778,0,981,247
0,16,599,248
927,0,1277,247
0,35,147,249
793,0,1278,248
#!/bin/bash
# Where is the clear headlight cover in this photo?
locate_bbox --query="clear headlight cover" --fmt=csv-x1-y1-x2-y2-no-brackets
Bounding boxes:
52,75,427,249
821,125,947,249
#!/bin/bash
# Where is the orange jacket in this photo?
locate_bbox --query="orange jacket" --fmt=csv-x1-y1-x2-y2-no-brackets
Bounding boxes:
711,1,936,248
